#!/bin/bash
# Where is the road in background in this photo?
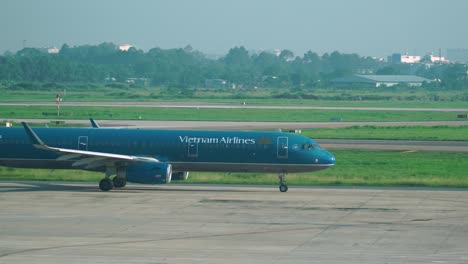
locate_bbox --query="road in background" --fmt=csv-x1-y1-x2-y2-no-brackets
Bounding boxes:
4,119,468,129
1,101,468,112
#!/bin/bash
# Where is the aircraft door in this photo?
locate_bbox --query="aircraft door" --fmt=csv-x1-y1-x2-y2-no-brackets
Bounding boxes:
277,137,288,159
78,136,88,151
188,142,198,158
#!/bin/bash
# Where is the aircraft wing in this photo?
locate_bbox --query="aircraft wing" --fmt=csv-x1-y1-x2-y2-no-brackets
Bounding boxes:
22,122,159,169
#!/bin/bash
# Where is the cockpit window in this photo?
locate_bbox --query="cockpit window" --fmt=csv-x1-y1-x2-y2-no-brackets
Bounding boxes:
302,142,321,150
302,143,314,150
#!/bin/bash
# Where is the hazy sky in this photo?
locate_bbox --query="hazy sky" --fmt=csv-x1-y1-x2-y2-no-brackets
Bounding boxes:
2,0,467,57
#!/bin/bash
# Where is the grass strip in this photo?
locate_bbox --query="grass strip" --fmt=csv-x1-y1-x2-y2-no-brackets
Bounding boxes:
2,86,468,108
0,105,464,122
303,126,468,141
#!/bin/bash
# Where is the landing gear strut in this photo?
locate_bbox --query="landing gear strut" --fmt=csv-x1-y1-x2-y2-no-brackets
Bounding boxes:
278,173,288,192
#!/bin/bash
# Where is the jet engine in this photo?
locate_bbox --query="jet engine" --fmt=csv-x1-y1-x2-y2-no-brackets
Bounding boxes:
172,171,189,181
125,163,172,184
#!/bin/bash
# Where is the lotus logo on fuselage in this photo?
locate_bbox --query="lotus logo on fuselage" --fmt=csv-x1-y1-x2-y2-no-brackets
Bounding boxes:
179,136,256,145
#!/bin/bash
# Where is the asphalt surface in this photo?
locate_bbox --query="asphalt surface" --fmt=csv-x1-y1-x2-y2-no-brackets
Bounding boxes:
1,182,467,264
2,101,468,112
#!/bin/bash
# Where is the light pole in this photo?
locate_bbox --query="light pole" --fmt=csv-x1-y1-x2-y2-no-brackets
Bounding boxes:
56,93,61,117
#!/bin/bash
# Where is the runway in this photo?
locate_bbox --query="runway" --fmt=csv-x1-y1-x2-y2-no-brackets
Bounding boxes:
1,182,467,264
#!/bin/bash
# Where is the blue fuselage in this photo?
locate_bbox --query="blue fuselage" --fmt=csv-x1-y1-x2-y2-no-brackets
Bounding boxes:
0,127,335,173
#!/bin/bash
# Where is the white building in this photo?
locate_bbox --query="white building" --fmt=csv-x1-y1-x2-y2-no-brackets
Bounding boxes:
119,44,133,51
429,55,449,63
47,47,59,54
401,55,421,64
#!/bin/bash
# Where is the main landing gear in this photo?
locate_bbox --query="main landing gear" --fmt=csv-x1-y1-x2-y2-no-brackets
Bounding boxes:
99,178,113,191
99,167,127,191
113,176,127,188
278,173,288,193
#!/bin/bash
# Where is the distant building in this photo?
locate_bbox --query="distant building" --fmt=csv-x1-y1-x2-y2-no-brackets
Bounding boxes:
274,49,281,56
126,78,149,86
388,53,402,63
428,55,449,64
119,44,133,51
37,47,59,54
401,55,421,64
447,49,468,63
388,53,421,64
47,47,59,54
332,75,432,87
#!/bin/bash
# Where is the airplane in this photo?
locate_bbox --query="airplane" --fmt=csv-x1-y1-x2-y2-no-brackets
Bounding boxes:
0,121,336,192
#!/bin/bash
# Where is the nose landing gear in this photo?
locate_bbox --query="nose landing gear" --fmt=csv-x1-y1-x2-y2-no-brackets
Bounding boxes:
278,173,288,192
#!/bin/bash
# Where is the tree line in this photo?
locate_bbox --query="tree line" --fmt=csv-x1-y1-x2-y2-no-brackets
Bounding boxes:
0,42,466,89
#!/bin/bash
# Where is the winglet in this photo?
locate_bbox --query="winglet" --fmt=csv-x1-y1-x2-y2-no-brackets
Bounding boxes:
21,122,49,150
89,118,100,128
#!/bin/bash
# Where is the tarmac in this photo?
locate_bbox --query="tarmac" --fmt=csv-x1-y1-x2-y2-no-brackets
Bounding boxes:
1,181,468,263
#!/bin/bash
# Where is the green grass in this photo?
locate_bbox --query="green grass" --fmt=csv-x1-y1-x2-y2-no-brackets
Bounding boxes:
1,84,468,108
303,126,468,141
0,167,102,181
186,151,468,187
238,99,468,108
0,105,465,122
1,151,467,188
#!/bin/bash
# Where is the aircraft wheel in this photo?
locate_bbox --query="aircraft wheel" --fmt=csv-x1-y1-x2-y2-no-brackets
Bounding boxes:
279,184,288,193
99,179,113,191
113,177,127,188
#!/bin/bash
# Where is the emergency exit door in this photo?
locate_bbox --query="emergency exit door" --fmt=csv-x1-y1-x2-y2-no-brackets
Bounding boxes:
277,137,288,159
188,142,198,158
78,136,88,151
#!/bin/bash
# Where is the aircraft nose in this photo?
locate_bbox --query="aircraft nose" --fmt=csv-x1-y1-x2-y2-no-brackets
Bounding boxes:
314,150,336,165
325,151,336,165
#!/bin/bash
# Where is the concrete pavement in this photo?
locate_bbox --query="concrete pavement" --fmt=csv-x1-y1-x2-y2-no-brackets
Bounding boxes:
1,182,467,263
